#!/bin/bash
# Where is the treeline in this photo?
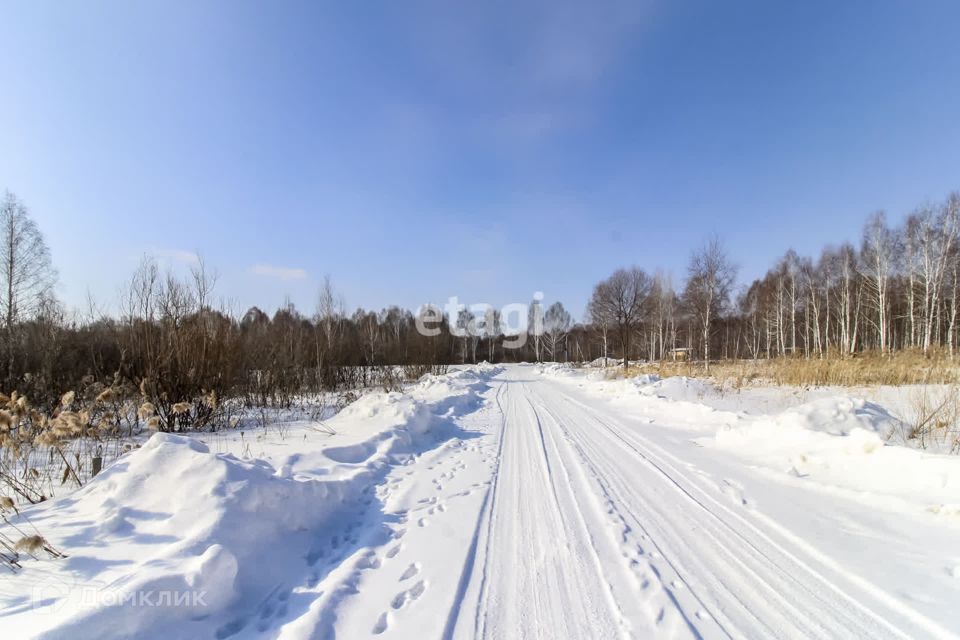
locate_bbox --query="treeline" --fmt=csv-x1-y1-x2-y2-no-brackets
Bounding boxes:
8,258,468,418
1,189,959,419
736,197,959,358
585,192,960,368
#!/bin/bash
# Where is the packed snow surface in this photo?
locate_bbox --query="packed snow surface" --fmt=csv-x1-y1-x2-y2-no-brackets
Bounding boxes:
3,363,960,639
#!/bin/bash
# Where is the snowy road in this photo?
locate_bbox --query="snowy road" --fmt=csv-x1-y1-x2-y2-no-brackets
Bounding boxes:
443,368,951,640
296,366,960,640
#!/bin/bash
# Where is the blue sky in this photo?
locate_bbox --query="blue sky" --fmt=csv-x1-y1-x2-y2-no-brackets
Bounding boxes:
2,0,959,320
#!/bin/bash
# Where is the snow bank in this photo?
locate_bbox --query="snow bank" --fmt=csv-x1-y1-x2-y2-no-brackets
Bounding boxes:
639,375,712,400
547,370,740,430
541,366,960,511
710,397,895,463
706,396,960,508
586,357,621,368
537,362,620,384
535,362,575,376
2,364,501,639
32,432,348,638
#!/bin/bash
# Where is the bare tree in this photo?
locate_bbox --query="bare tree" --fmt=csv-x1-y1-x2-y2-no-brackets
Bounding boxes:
589,268,651,370
0,192,56,387
190,254,218,311
859,212,896,353
683,237,736,370
316,276,341,351
543,301,572,362
650,271,676,361
526,297,545,362
455,309,477,363
586,297,614,366
483,307,502,362
905,199,959,353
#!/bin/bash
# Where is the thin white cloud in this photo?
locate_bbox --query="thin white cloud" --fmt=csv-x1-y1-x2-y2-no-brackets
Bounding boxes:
248,263,308,281
153,249,200,265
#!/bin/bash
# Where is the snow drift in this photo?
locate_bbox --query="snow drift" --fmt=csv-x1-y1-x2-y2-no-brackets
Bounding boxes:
1,365,501,639
707,396,960,508
540,365,960,512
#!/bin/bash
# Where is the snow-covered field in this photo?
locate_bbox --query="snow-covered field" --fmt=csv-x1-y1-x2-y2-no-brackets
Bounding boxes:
3,363,960,639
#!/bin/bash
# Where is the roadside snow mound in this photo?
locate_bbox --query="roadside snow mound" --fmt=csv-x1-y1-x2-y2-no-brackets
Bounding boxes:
770,396,898,437
637,376,714,402
535,363,576,378
713,396,898,455
4,364,500,639
630,373,661,385
707,396,960,506
586,357,620,368
15,433,351,638
324,364,498,457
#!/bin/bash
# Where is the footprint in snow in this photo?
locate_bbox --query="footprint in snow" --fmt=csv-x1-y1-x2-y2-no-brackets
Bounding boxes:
357,552,381,570
372,611,391,634
418,517,429,527
399,562,420,581
391,580,427,609
409,580,426,599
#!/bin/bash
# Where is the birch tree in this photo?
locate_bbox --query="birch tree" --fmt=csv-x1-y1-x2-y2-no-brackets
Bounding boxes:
483,307,502,362
906,198,960,353
587,297,614,366
859,212,896,353
543,301,572,362
683,237,736,370
0,192,56,387
527,298,544,362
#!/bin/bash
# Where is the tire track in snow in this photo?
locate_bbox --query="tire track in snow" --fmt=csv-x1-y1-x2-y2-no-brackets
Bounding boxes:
448,377,654,639
532,375,956,640
441,380,509,640
543,385,888,637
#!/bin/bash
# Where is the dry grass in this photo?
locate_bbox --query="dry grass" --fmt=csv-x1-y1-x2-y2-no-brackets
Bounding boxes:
899,385,960,453
624,351,960,453
1,495,65,572
629,350,960,388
